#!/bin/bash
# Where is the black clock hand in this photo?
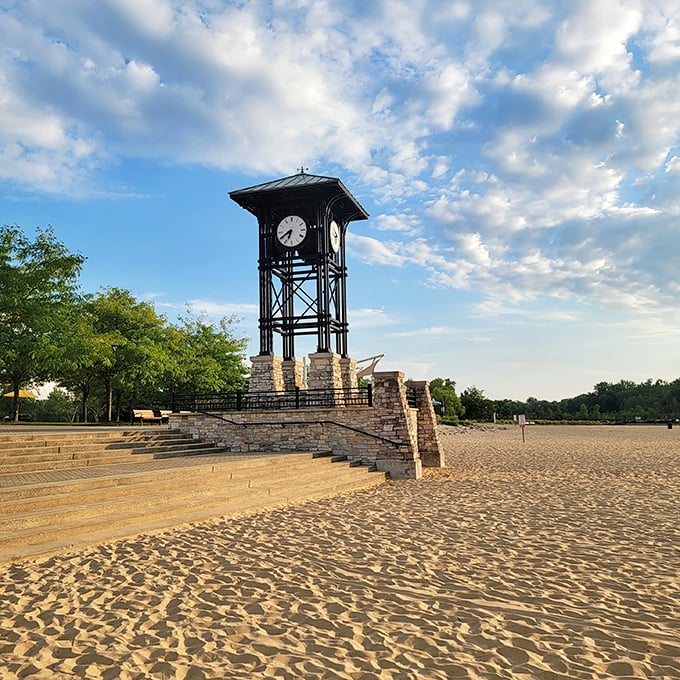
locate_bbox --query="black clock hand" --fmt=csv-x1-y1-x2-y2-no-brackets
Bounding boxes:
283,229,293,242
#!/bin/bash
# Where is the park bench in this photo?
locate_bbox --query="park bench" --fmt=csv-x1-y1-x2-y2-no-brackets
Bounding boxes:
131,408,170,425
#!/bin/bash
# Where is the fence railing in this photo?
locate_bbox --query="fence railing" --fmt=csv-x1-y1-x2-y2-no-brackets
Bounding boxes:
406,387,418,409
171,385,373,413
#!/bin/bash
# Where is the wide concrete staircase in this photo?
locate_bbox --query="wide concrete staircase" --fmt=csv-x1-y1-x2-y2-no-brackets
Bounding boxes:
0,428,386,562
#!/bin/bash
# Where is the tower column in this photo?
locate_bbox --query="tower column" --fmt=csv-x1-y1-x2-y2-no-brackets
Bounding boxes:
340,357,358,391
249,354,284,393
308,352,343,391
282,359,305,391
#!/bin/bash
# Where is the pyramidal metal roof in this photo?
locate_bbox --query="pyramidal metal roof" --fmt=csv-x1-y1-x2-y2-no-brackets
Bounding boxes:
229,172,369,220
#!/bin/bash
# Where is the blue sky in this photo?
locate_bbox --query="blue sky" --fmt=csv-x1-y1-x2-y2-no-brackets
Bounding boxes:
2,0,680,401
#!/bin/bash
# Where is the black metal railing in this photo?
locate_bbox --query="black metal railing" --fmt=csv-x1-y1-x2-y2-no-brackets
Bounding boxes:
406,387,418,408
172,385,373,413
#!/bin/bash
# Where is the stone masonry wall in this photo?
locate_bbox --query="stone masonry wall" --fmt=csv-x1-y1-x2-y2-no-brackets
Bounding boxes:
249,355,284,392
406,379,444,468
171,370,447,478
307,352,343,391
281,359,305,391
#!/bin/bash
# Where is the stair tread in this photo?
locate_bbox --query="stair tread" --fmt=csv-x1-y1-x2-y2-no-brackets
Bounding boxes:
0,462,375,519
0,451,319,490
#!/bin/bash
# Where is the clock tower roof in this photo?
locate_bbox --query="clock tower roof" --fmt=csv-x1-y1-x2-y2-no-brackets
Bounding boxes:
229,172,369,222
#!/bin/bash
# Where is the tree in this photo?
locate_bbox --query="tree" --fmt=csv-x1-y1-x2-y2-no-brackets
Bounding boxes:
165,311,249,396
0,225,85,421
88,288,168,422
429,377,464,421
33,387,77,422
54,300,119,422
460,386,494,421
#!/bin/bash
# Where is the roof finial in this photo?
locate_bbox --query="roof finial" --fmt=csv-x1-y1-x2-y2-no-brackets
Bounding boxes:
299,164,308,174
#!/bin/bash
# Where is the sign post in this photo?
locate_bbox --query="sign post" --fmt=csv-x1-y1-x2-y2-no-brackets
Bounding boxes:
518,413,526,442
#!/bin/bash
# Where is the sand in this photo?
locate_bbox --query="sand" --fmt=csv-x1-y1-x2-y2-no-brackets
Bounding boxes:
1,424,679,679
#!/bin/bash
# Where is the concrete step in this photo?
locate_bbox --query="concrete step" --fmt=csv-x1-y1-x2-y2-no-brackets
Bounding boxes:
0,448,220,475
0,436,220,473
0,468,384,562
0,441,218,468
0,437,208,456
0,455,384,561
0,453,333,514
0,431,200,455
0,429,386,562
0,462,375,530
0,429,175,446
0,452,320,499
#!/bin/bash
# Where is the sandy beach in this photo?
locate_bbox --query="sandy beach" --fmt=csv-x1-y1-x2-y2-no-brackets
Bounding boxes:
1,424,679,679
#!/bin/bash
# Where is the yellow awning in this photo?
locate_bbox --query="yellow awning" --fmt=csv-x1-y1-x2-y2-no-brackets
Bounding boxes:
3,390,38,399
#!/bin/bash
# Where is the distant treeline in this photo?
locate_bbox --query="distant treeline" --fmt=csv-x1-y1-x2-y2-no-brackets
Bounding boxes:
494,379,680,422
431,378,680,423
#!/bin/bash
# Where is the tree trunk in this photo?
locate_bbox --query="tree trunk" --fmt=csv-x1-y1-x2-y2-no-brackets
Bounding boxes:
80,384,90,423
12,379,20,422
105,376,113,422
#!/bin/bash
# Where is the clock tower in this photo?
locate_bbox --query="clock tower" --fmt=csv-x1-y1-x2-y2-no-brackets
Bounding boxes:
229,171,368,392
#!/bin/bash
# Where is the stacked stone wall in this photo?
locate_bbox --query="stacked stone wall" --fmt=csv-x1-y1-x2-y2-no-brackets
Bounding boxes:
406,379,444,468
249,355,284,392
175,365,442,479
281,359,305,390
308,352,343,391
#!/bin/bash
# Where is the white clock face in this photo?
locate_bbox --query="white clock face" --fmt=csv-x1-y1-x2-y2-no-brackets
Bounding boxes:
329,220,340,252
276,215,307,248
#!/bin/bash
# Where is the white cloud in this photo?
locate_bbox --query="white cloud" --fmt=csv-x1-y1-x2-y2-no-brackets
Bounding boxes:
347,233,407,266
349,307,395,328
392,326,460,337
665,155,680,173
3,0,680,335
373,213,422,235
143,299,256,323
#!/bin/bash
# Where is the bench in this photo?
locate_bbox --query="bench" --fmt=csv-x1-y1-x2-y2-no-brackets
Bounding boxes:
132,408,170,425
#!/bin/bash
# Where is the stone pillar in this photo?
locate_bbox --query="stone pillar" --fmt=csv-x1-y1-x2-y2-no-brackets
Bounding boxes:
372,371,422,479
282,359,305,391
308,352,343,391
340,357,358,391
406,380,444,468
249,354,284,392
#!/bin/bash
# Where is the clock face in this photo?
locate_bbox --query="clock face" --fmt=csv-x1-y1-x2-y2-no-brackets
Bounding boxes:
329,220,340,252
276,215,307,248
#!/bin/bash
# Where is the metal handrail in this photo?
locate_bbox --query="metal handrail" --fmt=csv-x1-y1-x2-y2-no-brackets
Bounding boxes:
171,385,372,413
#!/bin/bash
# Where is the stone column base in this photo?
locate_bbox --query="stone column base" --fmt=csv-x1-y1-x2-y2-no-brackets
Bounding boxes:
249,354,284,392
282,359,305,391
308,352,343,391
340,357,358,391
375,458,423,480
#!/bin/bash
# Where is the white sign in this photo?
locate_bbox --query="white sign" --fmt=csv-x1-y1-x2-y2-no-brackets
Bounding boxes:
518,413,526,428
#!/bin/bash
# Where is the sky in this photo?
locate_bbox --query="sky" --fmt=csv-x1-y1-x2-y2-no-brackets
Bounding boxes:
2,0,680,401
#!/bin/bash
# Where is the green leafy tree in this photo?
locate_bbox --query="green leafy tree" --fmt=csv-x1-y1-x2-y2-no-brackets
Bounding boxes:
33,387,77,423
460,385,494,421
88,288,168,421
429,377,464,422
0,225,84,421
166,311,249,396
54,301,120,422
494,398,529,420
